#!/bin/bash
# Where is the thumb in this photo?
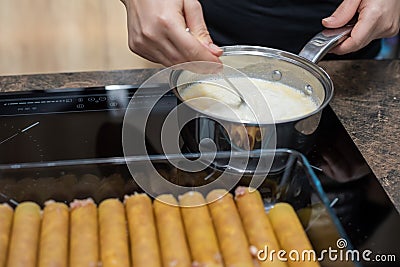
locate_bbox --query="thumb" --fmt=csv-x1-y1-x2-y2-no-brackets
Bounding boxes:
322,0,361,28
183,0,223,56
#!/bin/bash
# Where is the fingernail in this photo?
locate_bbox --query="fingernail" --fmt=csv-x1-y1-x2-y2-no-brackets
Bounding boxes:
208,43,223,53
323,16,335,23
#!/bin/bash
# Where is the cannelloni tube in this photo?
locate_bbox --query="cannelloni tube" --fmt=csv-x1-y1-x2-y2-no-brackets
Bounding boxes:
153,194,191,267
206,189,254,267
99,198,130,267
70,198,99,267
125,194,161,267
38,201,69,267
235,187,287,267
179,191,223,267
7,202,41,267
268,203,320,267
0,203,13,267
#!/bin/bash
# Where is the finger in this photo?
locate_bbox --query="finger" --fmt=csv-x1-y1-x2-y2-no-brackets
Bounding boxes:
322,0,362,28
141,20,220,66
149,29,221,67
330,15,377,54
184,0,211,44
124,1,185,66
183,0,223,56
127,21,179,66
168,26,222,63
125,0,220,65
141,25,219,66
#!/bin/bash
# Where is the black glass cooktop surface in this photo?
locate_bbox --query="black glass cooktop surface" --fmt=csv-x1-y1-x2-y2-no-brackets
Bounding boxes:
0,85,398,266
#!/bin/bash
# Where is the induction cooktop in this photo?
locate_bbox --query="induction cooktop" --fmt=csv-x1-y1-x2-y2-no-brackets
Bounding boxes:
0,84,398,266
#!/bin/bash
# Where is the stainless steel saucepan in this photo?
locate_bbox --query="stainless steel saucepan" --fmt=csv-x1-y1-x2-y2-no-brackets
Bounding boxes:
169,26,352,172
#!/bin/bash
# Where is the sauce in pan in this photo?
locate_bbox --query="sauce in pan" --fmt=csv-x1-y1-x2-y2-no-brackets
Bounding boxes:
179,77,319,123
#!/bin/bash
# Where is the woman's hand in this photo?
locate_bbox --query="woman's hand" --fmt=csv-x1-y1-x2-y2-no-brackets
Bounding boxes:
322,0,400,55
121,0,222,66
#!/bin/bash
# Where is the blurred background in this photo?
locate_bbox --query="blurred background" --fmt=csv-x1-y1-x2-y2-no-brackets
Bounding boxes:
376,36,400,60
0,0,160,75
0,0,398,76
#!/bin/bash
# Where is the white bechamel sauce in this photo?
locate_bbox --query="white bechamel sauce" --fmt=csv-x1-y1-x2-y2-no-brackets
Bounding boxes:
179,77,319,123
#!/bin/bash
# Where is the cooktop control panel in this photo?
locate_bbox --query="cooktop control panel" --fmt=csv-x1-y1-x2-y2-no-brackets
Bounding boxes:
0,84,171,115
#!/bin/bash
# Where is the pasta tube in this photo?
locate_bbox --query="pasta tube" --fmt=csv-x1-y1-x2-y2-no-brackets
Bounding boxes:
98,198,130,267
125,194,161,267
153,194,191,267
235,187,287,267
179,191,223,267
206,189,254,267
0,203,13,267
70,198,99,267
268,203,320,267
38,201,69,267
7,202,41,267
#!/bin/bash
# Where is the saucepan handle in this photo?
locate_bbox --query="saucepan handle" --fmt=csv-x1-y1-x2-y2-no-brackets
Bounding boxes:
299,25,353,63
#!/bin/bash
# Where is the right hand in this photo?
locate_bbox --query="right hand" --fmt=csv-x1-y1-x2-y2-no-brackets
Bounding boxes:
121,0,223,66
322,0,400,55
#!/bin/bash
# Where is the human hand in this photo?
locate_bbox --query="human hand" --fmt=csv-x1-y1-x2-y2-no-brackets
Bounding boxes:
121,0,222,66
322,0,400,55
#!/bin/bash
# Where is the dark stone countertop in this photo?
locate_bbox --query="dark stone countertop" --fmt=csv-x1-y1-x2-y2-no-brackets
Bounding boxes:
0,60,399,211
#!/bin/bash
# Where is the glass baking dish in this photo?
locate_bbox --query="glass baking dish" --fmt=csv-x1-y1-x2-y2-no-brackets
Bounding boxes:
0,149,358,267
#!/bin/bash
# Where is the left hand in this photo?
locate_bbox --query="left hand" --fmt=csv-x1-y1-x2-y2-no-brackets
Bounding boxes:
322,0,400,55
